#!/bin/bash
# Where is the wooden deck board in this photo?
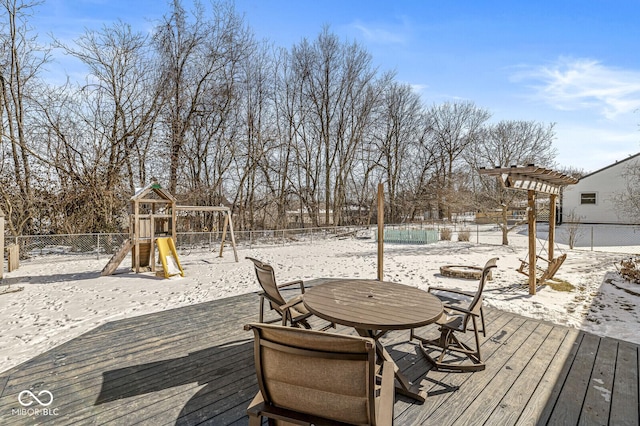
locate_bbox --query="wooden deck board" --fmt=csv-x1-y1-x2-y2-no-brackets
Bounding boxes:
580,337,618,425
451,322,555,426
610,342,639,426
418,317,540,425
547,332,601,425
0,376,8,399
489,325,568,425
517,328,581,425
0,286,638,425
394,312,530,425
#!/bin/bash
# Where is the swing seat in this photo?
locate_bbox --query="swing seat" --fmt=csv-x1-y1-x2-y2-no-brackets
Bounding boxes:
541,253,566,282
517,254,566,284
518,254,555,273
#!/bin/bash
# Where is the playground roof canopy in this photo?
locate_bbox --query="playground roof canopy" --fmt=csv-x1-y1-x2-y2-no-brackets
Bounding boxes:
478,165,578,195
131,182,176,203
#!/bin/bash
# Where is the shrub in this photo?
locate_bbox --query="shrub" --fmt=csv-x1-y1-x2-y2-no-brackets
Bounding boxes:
458,228,471,242
440,227,452,241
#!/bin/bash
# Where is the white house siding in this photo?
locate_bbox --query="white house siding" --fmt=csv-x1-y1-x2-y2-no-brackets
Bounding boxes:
561,153,640,224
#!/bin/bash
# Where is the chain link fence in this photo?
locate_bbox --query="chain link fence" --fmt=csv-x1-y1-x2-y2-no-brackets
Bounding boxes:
4,222,639,265
552,223,640,254
176,226,368,255
10,233,129,262
384,222,640,254
6,226,372,264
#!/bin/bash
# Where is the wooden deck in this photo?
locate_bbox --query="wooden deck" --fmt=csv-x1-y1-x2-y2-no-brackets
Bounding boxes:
0,280,638,425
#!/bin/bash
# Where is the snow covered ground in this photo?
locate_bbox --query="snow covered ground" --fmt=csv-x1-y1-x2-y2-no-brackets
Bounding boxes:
1,229,638,374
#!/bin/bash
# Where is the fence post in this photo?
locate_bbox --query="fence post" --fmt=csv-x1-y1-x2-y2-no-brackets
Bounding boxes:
96,234,100,260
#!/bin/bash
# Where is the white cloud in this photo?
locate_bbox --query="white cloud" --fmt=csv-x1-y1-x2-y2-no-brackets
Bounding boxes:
349,19,408,45
513,57,640,119
409,83,429,95
553,122,640,172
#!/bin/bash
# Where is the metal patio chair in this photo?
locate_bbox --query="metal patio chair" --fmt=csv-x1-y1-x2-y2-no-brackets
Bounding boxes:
411,257,499,372
245,322,394,425
246,257,333,330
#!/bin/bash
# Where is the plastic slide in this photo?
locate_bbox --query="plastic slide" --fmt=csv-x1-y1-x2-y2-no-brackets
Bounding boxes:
156,237,184,278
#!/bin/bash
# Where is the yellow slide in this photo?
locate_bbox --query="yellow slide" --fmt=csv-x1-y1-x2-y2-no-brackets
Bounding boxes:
156,237,184,279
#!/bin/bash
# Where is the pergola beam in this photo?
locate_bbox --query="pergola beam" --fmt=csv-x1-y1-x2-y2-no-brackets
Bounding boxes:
493,169,575,195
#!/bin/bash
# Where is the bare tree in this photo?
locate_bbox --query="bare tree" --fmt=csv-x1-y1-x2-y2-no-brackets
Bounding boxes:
50,21,162,231
287,28,380,226
612,158,640,223
272,44,324,228
562,208,585,249
286,37,323,227
468,120,557,244
3,0,576,239
0,0,50,235
426,101,491,220
233,40,277,230
374,81,422,222
153,0,251,196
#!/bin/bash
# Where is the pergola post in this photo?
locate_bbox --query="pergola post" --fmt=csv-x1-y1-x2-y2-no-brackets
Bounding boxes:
527,190,536,295
548,194,557,261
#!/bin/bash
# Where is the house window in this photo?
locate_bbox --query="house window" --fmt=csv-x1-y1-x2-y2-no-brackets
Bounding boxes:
580,192,597,205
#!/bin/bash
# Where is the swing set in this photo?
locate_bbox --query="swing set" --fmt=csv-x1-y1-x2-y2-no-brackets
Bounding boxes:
479,165,578,295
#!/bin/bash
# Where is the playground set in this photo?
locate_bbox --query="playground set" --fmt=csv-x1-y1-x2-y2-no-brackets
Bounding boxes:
101,182,238,279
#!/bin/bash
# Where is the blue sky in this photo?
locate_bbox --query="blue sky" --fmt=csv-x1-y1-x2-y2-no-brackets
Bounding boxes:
33,0,640,173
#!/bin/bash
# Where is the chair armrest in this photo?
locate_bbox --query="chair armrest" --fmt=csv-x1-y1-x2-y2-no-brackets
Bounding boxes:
429,286,475,298
443,304,479,317
279,294,305,311
376,360,395,426
246,391,265,416
277,279,305,293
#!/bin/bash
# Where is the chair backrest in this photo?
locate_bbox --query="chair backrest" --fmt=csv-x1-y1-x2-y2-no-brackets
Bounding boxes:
246,257,286,307
468,257,499,315
246,322,378,425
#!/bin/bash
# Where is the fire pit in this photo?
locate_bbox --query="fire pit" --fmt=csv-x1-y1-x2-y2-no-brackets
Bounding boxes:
439,265,492,280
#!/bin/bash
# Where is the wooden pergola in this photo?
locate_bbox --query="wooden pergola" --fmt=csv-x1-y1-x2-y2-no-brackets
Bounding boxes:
479,165,578,295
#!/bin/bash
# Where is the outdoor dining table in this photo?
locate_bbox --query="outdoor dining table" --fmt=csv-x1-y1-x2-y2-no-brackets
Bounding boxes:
303,278,443,402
